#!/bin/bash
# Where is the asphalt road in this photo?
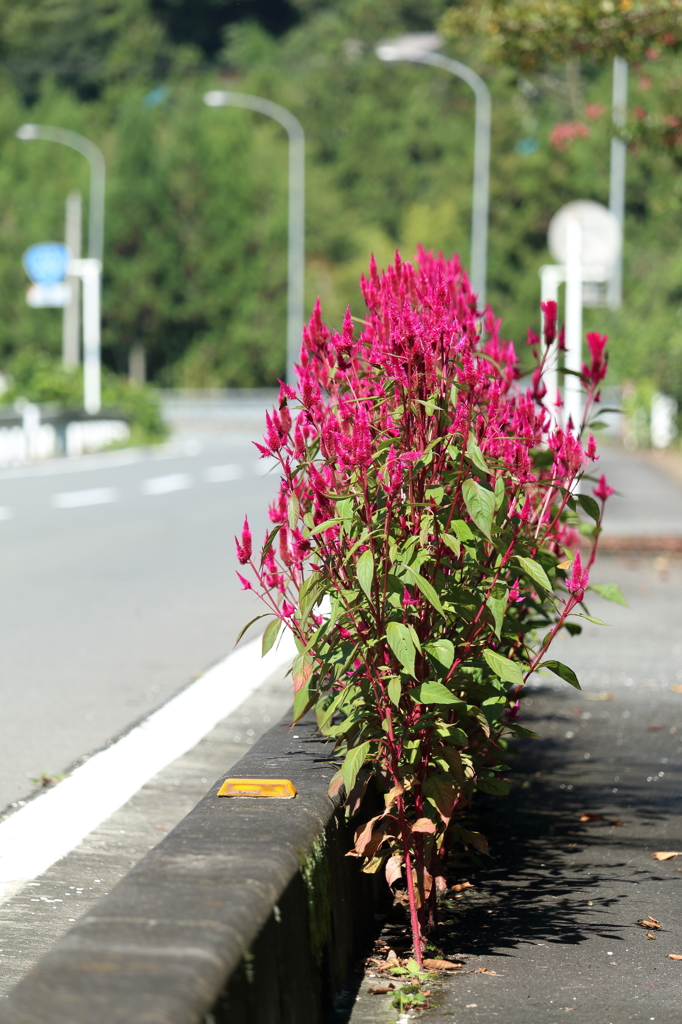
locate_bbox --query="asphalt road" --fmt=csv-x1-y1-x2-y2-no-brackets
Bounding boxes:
0,435,280,813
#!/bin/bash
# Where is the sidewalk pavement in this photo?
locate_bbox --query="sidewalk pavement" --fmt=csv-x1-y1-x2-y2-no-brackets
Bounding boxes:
347,448,682,1024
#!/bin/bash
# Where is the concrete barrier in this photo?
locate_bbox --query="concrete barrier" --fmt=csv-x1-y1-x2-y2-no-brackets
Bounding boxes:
0,713,388,1024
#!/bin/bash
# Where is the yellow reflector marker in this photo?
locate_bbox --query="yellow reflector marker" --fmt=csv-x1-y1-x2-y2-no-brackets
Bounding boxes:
217,778,297,799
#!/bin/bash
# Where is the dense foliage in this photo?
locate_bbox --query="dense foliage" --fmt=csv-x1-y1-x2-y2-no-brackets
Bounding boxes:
1,0,682,415
236,249,621,960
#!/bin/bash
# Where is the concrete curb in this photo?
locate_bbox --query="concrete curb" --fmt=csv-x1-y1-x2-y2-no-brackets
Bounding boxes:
0,713,387,1024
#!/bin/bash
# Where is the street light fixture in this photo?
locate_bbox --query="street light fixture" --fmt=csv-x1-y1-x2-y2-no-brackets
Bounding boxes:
376,33,491,308
16,124,105,264
16,124,106,414
203,91,305,387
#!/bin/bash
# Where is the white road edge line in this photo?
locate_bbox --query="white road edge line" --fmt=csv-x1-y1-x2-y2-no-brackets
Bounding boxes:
141,473,192,495
0,630,296,901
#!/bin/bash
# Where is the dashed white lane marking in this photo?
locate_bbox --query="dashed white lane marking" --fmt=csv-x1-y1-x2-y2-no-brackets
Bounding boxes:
51,487,119,509
141,473,192,495
0,630,296,901
204,464,244,483
0,507,12,520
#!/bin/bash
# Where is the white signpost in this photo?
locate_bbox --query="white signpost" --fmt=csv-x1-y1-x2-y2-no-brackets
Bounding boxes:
22,242,102,414
540,200,622,431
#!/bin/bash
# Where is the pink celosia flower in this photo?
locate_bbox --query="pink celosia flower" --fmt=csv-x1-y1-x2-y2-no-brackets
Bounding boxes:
593,474,614,502
566,550,589,600
235,516,252,564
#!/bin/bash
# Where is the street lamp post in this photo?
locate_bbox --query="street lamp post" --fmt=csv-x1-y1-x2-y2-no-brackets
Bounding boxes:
607,56,628,310
16,124,105,264
376,34,492,307
203,91,305,387
16,124,105,413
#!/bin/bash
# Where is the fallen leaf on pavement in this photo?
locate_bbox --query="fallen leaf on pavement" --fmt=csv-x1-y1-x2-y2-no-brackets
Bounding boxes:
653,852,681,861
580,813,605,822
638,917,661,929
669,684,682,694
423,958,462,971
666,954,682,960
646,933,657,940
474,967,498,975
646,725,663,732
451,881,473,892
609,819,624,827
368,985,395,994
564,1008,577,1011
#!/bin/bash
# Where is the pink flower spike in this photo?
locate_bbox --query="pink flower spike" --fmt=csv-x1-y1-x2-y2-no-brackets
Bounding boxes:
235,516,252,564
586,433,598,460
236,572,252,591
566,549,590,599
277,379,297,402
541,300,557,345
281,600,296,617
593,473,614,502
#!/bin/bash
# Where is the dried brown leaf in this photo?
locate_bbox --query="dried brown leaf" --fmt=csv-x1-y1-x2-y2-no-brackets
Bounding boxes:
474,967,498,974
609,819,624,827
451,881,474,892
667,953,682,960
638,916,661,929
646,725,663,732
669,684,682,694
368,985,395,994
653,851,681,861
646,933,657,940
580,813,605,822
423,958,462,971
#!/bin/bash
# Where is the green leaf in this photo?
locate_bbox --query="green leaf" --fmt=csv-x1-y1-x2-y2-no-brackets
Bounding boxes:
590,583,627,606
486,592,507,639
292,679,315,723
450,519,475,543
466,433,490,474
461,479,495,540
540,659,581,689
494,474,505,512
423,638,455,670
483,649,525,686
577,493,601,523
287,492,300,529
234,614,268,647
308,517,344,536
387,676,402,707
386,622,417,677
423,773,456,820
441,533,461,557
515,555,551,592
401,564,444,616
341,740,371,796
574,613,608,625
410,680,461,705
477,777,510,796
356,548,375,598
261,618,281,656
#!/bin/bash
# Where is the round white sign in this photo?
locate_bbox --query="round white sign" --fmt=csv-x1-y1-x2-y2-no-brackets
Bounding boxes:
547,200,621,272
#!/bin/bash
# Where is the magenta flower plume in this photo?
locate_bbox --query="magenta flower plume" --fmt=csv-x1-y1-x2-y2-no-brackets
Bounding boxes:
593,474,614,502
541,300,557,345
235,516,252,564
236,572,252,591
281,600,296,618
566,550,589,600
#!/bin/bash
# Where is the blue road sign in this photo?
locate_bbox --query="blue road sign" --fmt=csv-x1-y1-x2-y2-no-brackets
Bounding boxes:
22,242,71,285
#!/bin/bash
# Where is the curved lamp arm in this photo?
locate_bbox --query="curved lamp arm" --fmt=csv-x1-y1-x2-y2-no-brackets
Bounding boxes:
204,91,305,385
16,124,105,264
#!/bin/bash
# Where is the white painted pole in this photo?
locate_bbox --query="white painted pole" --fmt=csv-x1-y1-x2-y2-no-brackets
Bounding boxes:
71,259,102,414
62,191,82,367
540,265,562,424
564,219,583,434
608,57,628,309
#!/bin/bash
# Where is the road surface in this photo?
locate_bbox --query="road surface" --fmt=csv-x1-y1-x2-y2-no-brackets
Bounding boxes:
0,435,279,812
